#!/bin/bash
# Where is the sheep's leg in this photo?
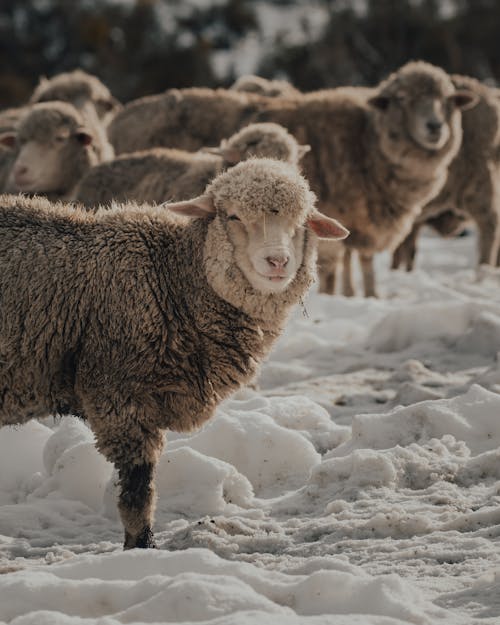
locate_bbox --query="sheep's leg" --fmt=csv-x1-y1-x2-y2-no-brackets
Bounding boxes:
475,209,500,266
391,223,421,272
342,248,355,296
359,253,377,298
319,270,335,295
118,460,158,549
91,416,164,549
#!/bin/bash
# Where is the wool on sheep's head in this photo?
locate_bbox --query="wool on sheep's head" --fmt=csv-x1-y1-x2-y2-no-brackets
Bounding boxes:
368,60,477,165
31,69,121,119
205,122,310,166
2,102,97,195
165,158,348,323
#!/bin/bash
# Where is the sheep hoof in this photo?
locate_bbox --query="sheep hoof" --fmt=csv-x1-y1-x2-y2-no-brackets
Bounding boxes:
123,526,157,550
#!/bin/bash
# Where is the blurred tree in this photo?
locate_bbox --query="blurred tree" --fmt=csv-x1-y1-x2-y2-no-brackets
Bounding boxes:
1,0,499,108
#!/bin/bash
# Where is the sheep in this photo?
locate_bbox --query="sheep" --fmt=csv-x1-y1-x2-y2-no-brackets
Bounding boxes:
0,101,113,201
392,74,500,270
31,70,118,163
108,61,476,296
30,69,121,125
391,209,470,272
0,158,349,549
75,122,310,208
230,74,301,98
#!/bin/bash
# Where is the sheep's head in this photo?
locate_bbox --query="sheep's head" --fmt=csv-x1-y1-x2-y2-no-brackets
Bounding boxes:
204,123,310,167
31,70,121,122
166,159,348,316
369,61,477,154
0,102,97,195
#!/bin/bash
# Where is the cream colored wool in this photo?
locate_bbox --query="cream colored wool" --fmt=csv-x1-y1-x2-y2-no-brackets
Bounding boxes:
3,101,111,200
0,159,334,549
108,61,474,296
392,73,500,269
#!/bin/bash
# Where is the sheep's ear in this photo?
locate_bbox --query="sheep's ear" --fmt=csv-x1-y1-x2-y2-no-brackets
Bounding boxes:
0,132,16,149
203,146,242,165
368,95,390,111
99,96,122,113
298,144,311,160
306,210,349,240
75,130,93,146
449,90,478,111
163,194,216,218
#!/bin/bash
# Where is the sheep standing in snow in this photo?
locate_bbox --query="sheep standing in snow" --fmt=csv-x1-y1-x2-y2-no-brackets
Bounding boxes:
0,101,112,201
230,75,301,98
0,159,348,549
74,122,310,208
109,61,475,296
392,74,500,270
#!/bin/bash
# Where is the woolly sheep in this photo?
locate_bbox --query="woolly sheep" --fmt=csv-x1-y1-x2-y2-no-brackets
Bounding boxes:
108,62,475,296
230,75,301,98
0,101,113,201
75,122,310,208
0,158,348,549
31,69,121,125
392,74,500,270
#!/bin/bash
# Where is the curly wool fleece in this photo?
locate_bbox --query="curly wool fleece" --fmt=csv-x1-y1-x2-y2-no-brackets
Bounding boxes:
203,158,318,322
207,157,316,223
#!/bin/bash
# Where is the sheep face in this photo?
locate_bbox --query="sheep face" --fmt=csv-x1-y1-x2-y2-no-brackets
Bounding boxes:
3,103,96,194
165,159,349,301
369,62,477,156
204,123,310,167
225,210,306,294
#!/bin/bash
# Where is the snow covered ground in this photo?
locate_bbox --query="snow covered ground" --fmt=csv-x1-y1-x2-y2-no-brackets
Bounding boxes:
1,228,500,624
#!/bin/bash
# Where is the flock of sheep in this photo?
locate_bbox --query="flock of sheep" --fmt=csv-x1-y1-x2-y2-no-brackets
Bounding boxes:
0,60,497,549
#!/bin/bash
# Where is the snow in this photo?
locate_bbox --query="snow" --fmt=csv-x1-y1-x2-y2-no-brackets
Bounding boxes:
1,228,500,624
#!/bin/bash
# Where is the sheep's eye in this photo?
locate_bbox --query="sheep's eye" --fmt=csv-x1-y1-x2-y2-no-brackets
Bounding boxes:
228,215,241,222
55,135,67,143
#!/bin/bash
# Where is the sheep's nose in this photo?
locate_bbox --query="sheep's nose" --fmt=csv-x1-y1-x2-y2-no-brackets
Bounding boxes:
14,164,28,176
426,120,442,134
266,255,289,269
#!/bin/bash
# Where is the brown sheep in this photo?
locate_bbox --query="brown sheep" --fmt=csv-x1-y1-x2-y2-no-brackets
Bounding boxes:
0,101,112,201
31,69,121,124
0,159,348,549
75,122,310,208
392,74,500,270
109,61,475,296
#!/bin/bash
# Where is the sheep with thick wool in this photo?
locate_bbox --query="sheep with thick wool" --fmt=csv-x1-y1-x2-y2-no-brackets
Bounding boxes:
0,101,113,200
108,62,475,296
392,74,500,271
0,158,348,549
75,122,310,208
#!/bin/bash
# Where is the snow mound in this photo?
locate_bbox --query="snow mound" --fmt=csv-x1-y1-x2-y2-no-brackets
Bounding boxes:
333,385,500,457
0,548,444,625
170,409,321,497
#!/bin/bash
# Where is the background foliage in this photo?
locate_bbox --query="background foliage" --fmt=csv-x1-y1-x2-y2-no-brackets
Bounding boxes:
1,0,499,108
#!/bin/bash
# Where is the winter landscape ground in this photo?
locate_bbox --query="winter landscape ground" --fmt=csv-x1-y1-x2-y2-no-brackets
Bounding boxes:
1,228,500,625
